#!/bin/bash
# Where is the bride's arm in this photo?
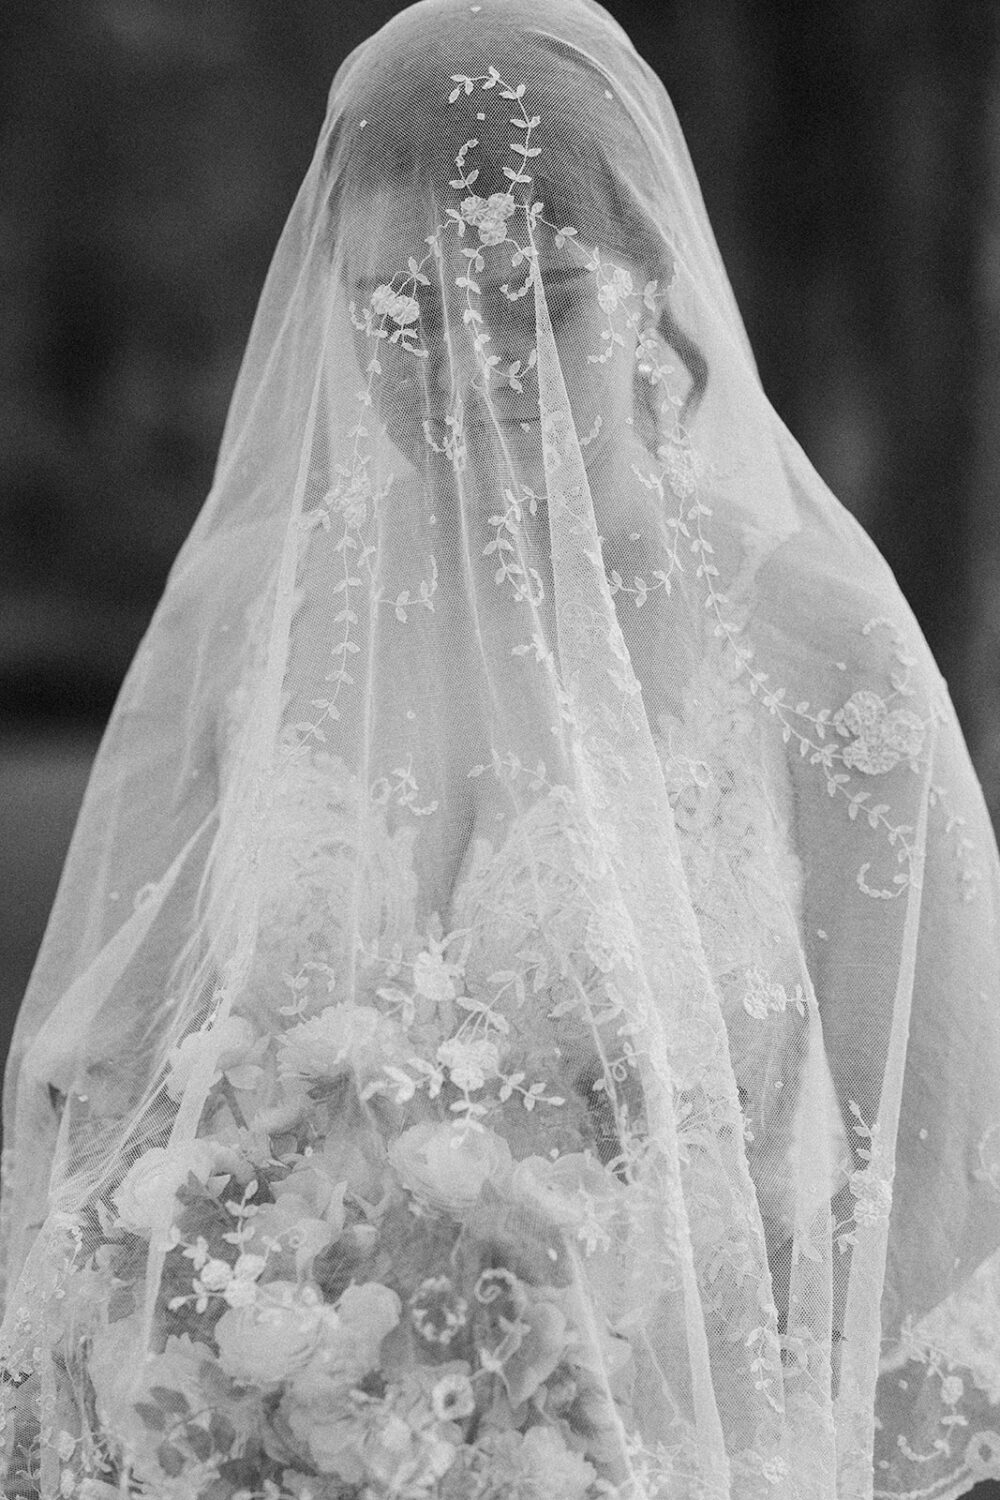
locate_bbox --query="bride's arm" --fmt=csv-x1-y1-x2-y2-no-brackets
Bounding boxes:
784,600,1000,1340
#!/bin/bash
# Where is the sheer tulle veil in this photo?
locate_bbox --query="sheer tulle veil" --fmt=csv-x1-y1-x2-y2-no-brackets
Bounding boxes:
2,2,1000,1496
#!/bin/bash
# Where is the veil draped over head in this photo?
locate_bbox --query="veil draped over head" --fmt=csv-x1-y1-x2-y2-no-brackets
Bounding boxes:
4,2,1000,1496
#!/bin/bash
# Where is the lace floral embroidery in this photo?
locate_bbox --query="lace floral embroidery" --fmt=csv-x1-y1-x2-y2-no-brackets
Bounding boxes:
741,968,805,1022
458,191,516,244
833,689,926,776
835,1101,892,1245
369,283,421,328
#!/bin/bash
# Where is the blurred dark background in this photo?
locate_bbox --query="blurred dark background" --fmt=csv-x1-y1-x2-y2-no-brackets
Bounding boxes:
3,0,1000,1104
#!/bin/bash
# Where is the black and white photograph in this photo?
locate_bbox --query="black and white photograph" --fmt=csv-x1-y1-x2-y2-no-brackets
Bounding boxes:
1,3,999,1496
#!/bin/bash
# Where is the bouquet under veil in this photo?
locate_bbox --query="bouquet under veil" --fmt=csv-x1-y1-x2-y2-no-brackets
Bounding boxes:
2,2,1000,1497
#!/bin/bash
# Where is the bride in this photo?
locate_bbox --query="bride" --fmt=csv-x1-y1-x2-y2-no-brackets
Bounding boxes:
2,1,999,1496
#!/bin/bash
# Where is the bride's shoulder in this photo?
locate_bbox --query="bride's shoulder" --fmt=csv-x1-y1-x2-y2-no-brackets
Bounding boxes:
747,521,943,710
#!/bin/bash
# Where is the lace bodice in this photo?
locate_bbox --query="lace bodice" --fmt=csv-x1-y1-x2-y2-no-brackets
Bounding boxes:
219,633,844,1270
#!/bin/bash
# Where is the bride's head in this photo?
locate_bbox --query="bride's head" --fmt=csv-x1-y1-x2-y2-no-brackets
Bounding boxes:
324,1,707,492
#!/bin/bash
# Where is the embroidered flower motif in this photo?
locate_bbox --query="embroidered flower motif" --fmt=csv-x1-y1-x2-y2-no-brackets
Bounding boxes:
460,192,516,245
221,1254,268,1307
596,265,634,313
436,1036,500,1091
334,471,372,531
370,283,420,326
833,689,926,775
184,1245,267,1310
658,742,713,802
196,1256,233,1292
848,1167,893,1226
742,967,800,1021
757,1454,790,1485
413,945,461,1003
657,435,701,499
541,406,570,474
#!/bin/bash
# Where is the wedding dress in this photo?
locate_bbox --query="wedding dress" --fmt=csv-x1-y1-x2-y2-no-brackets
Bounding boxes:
2,2,1000,1496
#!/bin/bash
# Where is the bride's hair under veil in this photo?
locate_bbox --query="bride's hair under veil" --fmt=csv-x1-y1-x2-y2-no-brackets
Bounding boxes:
1,2,1000,1498
324,16,710,442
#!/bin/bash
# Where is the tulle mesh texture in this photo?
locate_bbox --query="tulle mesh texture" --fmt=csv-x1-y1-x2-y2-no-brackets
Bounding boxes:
3,2,1000,1497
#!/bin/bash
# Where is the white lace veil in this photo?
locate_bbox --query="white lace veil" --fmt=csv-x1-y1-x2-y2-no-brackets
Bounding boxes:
4,2,1000,1496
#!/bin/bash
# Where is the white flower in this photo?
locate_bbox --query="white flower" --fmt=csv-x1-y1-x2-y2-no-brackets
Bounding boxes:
833,689,926,775
436,1036,500,1091
281,1286,402,1471
244,1168,347,1277
282,1389,371,1481
388,1121,512,1212
511,1152,621,1253
597,265,634,313
410,1275,469,1346
333,1281,402,1372
371,284,420,326
493,1426,596,1500
112,1141,216,1237
460,192,516,245
413,946,461,1003
431,1371,475,1421
965,1430,1000,1479
364,1410,457,1495
165,1015,257,1103
941,1374,964,1405
849,1168,893,1226
223,1253,267,1306
283,1282,400,1394
214,1281,336,1385
197,1257,233,1292
88,1321,225,1483
277,1004,403,1084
